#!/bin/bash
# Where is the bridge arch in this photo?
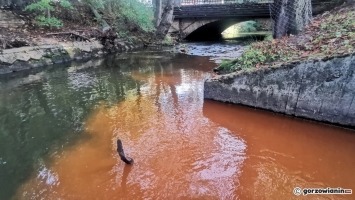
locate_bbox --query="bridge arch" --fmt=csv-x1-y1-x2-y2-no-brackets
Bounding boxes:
170,18,269,40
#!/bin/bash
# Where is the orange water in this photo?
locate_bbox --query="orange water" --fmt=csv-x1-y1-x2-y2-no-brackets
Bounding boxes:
16,56,355,200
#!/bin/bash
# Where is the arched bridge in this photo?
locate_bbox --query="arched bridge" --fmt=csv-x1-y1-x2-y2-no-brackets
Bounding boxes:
171,0,337,40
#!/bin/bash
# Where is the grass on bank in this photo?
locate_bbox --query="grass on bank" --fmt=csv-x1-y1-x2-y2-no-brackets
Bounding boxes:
217,4,355,74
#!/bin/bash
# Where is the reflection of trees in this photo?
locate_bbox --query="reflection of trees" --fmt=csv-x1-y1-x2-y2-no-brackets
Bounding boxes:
109,51,214,138
126,53,184,132
0,58,141,200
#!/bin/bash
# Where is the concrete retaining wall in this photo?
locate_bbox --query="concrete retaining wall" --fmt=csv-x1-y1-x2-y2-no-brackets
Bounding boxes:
0,41,143,74
204,54,355,126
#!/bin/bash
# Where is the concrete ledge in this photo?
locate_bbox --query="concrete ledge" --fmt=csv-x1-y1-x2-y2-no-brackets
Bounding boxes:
0,41,143,75
204,54,355,127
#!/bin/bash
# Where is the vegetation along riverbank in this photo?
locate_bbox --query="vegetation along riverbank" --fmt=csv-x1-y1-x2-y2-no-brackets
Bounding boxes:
0,0,175,74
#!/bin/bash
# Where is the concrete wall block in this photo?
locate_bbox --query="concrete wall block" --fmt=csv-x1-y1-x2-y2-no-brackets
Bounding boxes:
205,54,355,126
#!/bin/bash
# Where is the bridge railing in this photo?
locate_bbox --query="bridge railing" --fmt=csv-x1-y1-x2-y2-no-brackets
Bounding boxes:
177,0,273,6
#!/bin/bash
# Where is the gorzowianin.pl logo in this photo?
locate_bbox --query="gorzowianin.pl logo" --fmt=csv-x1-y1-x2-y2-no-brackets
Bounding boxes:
293,187,352,196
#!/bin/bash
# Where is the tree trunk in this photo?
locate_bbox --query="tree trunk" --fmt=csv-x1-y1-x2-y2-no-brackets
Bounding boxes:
89,5,111,32
271,0,289,38
290,0,312,34
154,0,162,27
47,8,50,18
156,0,174,39
271,0,312,38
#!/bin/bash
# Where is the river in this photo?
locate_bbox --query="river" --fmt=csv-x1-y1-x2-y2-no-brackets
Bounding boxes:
0,47,354,200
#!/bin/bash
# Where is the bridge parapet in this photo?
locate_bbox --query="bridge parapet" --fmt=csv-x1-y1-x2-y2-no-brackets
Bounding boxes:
176,0,273,6
174,3,271,19
174,0,337,19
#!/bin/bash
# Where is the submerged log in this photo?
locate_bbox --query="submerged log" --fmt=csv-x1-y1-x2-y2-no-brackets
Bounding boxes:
117,139,134,165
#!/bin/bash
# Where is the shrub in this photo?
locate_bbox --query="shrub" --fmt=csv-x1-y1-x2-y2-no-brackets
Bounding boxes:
119,0,155,32
36,15,63,28
162,35,174,45
87,0,154,33
217,46,276,73
239,21,258,32
25,0,73,28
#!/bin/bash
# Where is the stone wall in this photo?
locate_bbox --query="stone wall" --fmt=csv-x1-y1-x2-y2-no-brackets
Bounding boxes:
0,41,143,74
204,54,355,127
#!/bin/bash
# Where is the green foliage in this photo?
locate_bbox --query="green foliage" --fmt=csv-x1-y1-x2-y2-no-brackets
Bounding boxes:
59,0,74,9
162,35,174,45
239,21,259,32
86,0,154,33
222,20,264,38
219,60,238,71
36,15,63,28
218,47,274,73
86,0,105,9
238,48,267,67
119,0,155,32
25,0,73,28
25,0,54,12
264,34,273,41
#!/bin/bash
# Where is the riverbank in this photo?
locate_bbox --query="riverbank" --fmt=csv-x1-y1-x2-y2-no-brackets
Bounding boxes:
205,3,355,127
0,2,153,75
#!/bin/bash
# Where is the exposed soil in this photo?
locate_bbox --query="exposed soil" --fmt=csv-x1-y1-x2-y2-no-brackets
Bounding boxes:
0,4,101,49
0,3,151,52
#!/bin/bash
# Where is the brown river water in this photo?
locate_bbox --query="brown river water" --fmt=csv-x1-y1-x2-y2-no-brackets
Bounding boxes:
4,49,354,200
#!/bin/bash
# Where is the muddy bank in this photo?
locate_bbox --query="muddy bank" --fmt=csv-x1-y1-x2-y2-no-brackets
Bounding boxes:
205,54,355,127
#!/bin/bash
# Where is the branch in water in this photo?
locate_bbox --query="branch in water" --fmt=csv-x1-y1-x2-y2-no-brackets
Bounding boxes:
117,139,134,165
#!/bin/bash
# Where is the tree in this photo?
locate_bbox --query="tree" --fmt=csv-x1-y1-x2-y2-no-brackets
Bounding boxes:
153,0,162,27
155,0,175,39
84,0,111,32
25,0,73,28
84,0,154,33
271,0,312,38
